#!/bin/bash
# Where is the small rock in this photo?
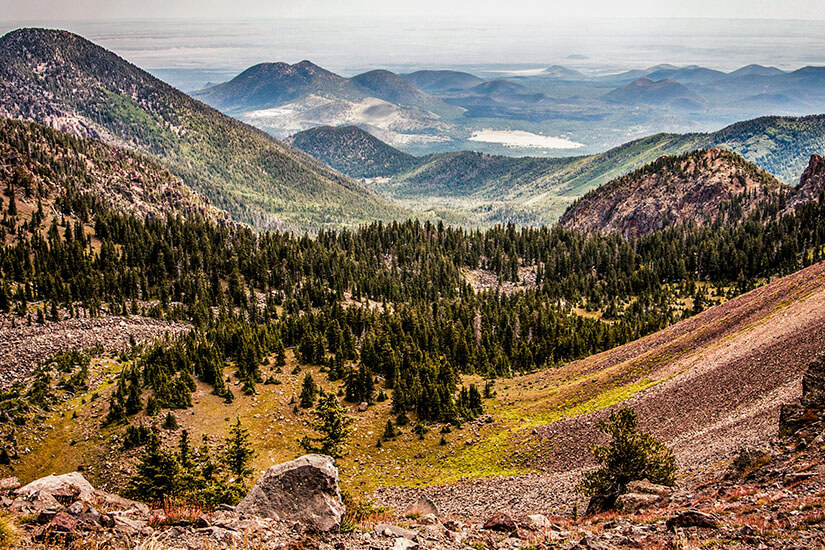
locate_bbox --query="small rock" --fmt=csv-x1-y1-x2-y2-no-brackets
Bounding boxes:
483,511,518,532
0,477,21,491
443,519,463,532
522,513,550,530
49,511,77,534
392,537,418,550
374,523,417,539
358,402,369,412
67,501,84,516
666,509,719,530
419,513,439,525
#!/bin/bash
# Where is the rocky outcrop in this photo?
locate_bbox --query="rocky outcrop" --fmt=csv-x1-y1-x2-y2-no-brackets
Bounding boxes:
236,454,344,532
791,154,825,207
779,353,825,437
558,148,787,238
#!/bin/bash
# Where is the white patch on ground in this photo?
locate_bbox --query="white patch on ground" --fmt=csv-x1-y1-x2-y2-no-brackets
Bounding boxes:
469,129,585,149
243,94,451,143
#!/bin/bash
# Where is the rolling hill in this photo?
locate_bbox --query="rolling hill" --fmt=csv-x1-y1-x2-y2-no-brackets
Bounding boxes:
286,125,419,178
0,28,405,232
604,77,705,108
400,70,483,92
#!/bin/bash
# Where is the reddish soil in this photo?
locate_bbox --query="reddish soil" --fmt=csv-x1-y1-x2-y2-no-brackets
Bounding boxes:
378,261,825,519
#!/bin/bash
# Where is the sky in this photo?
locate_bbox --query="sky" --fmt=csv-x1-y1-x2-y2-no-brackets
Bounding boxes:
3,0,825,21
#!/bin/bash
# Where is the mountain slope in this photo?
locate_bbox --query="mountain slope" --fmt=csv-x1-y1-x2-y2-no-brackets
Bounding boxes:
558,148,788,238
0,28,404,231
287,125,419,178
381,258,825,517
0,117,230,225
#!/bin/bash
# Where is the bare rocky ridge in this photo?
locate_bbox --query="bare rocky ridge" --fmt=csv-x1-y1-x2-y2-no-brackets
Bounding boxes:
558,148,787,238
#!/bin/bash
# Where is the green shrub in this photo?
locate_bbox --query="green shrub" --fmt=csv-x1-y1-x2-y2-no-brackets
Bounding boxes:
577,408,675,509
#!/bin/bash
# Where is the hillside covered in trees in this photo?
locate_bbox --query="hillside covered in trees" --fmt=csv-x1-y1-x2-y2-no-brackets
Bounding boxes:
0,28,404,232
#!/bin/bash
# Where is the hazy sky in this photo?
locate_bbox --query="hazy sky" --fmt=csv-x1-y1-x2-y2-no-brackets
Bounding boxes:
4,0,825,21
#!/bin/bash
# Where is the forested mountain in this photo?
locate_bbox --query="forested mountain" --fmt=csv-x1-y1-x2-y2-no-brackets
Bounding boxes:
0,118,229,227
0,28,404,232
289,115,825,225
286,126,419,178
558,148,788,238
190,61,361,113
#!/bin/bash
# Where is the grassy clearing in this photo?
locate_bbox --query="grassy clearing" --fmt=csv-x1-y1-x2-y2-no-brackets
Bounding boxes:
7,335,675,496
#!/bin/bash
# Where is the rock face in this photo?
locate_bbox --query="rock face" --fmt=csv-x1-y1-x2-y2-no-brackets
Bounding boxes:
558,148,787,239
791,154,825,207
236,454,344,532
779,353,825,437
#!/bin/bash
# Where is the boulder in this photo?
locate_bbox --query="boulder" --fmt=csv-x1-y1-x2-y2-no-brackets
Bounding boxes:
666,509,719,530
615,492,662,513
780,354,825,437
16,472,95,504
625,479,672,497
483,511,518,532
404,496,439,517
236,454,344,532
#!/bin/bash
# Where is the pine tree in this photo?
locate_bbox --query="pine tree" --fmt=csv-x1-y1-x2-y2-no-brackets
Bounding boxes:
382,419,398,441
223,418,254,482
124,429,180,503
299,373,318,408
163,411,178,430
577,408,675,512
300,392,353,458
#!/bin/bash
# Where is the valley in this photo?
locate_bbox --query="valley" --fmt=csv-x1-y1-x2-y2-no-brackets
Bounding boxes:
1,18,825,550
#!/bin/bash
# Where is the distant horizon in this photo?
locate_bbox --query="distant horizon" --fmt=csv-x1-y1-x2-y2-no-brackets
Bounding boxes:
3,0,825,21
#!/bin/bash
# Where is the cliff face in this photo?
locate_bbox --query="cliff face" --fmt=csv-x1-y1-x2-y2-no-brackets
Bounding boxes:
791,154,825,207
558,148,788,238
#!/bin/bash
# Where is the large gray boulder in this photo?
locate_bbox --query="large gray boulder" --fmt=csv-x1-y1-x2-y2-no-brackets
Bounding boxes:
236,454,344,532
16,472,96,504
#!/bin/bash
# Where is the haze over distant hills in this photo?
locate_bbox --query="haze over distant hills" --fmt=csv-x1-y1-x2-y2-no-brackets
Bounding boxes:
193,55,825,157
289,115,825,225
